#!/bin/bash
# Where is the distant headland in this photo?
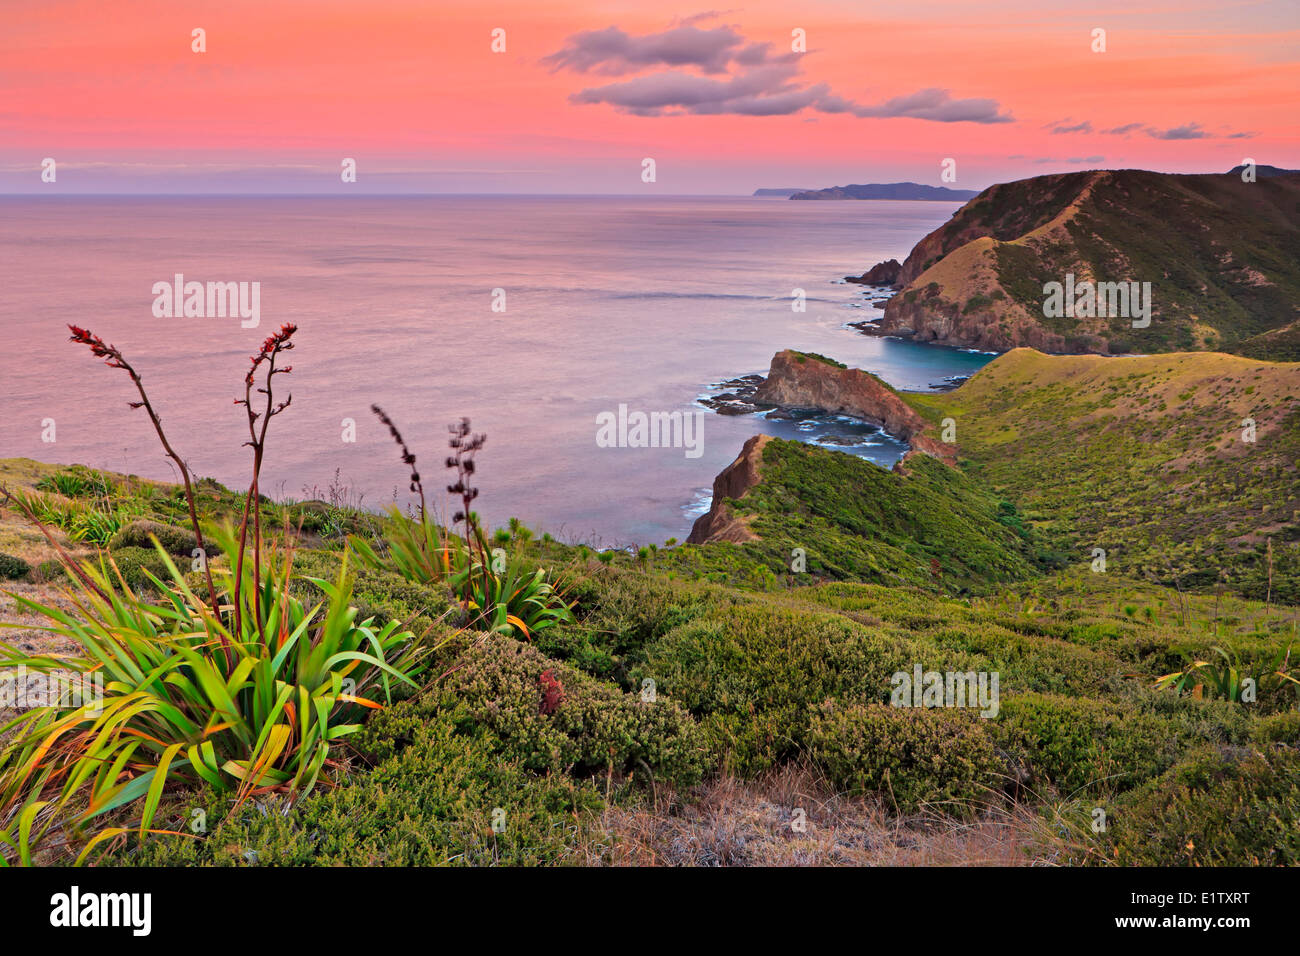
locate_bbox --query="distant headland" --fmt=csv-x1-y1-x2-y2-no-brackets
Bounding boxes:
783,182,980,201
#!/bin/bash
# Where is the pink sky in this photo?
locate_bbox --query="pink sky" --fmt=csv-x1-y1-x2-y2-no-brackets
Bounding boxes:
1,0,1296,192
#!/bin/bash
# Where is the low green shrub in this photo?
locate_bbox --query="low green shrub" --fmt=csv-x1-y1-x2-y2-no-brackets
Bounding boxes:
1107,745,1300,866
123,718,610,866
806,701,1000,813
633,602,929,775
397,638,710,788
0,553,30,581
1252,709,1300,747
921,624,1116,696
103,546,170,588
539,568,729,683
991,693,1180,797
108,519,196,555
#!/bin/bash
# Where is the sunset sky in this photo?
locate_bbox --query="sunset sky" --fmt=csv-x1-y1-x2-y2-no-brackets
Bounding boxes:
2,0,1296,193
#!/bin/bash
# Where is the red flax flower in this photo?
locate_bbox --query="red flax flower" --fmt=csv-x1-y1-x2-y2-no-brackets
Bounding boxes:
64,324,226,639
244,322,297,387
232,322,298,639
68,326,135,399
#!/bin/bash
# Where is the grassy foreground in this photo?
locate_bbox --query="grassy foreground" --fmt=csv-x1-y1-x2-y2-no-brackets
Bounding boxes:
1,343,1296,867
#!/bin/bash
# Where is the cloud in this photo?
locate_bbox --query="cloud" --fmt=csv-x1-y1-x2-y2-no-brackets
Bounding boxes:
1048,120,1093,134
1102,120,1252,141
1147,122,1212,140
547,20,1013,123
824,88,1012,123
542,24,760,76
570,64,826,117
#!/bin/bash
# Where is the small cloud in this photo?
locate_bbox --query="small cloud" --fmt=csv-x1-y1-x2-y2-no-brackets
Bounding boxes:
542,24,755,76
1104,121,1251,141
1049,120,1093,134
831,87,1013,124
1147,122,1211,140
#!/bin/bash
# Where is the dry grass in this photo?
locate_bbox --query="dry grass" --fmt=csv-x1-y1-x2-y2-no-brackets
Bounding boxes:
0,579,83,659
595,762,1055,867
0,458,68,566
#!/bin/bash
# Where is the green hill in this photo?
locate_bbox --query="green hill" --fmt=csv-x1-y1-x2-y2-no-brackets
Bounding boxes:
672,436,1058,591
905,348,1300,599
873,169,1300,357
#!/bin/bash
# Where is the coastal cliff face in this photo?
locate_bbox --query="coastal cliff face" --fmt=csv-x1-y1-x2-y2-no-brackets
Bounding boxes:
752,350,955,464
871,169,1300,357
688,351,957,545
686,434,770,544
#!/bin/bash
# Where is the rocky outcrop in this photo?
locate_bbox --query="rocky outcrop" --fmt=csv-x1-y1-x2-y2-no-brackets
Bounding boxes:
686,435,770,544
846,259,901,287
687,351,959,545
752,351,955,465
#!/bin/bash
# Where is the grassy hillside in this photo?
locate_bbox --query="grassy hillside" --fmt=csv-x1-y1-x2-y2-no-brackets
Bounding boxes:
4,445,1298,868
905,349,1300,599
667,438,1060,590
119,558,1300,868
877,169,1300,356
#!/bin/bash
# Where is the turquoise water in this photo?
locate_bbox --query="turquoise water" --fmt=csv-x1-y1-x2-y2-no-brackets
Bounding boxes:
0,195,993,545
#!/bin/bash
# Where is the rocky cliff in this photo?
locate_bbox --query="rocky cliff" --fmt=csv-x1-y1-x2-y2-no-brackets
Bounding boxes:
687,351,957,545
685,434,770,544
752,351,954,464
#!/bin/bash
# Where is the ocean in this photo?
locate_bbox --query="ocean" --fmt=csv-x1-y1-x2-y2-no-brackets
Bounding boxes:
0,195,993,545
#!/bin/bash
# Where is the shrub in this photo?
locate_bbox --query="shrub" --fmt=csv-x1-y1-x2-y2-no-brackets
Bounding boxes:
108,519,196,555
991,693,1177,797
1107,745,1300,865
371,637,710,789
806,701,1000,813
122,718,610,866
102,546,170,589
0,553,30,581
1252,709,1300,747
538,569,726,683
921,624,1115,696
633,602,927,774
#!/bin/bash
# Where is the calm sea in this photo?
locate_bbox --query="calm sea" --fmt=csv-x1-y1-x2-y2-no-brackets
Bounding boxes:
0,196,992,545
